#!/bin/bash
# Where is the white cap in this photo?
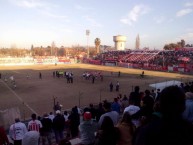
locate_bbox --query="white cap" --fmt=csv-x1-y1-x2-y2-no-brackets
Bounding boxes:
56,110,61,114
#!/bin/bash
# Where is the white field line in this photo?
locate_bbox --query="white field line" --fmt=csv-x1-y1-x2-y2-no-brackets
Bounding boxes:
0,80,38,114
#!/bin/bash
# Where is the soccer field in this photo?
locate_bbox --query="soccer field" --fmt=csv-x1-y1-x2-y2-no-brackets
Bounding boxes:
0,63,192,121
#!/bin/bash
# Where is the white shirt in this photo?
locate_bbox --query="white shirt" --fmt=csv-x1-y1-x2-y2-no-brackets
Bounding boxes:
124,105,141,128
9,122,28,140
64,114,69,121
28,120,42,132
48,114,55,121
124,105,140,115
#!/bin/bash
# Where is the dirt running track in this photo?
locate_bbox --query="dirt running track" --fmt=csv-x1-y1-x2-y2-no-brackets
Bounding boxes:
0,63,192,120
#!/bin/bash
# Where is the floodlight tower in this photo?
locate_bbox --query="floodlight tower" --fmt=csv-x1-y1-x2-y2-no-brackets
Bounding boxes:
86,30,90,58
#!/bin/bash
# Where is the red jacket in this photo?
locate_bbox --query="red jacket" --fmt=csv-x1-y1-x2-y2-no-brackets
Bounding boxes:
0,126,9,145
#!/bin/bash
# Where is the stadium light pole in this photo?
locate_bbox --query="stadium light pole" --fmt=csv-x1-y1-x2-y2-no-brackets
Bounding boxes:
86,30,90,58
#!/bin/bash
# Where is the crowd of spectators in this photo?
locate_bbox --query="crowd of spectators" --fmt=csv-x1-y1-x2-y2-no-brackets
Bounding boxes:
1,81,193,145
93,49,193,68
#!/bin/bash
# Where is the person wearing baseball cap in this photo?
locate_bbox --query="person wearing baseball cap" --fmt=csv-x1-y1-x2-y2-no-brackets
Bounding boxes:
79,112,97,145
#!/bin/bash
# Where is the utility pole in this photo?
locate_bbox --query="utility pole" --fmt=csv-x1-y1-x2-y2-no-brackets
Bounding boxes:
86,30,90,58
53,96,57,112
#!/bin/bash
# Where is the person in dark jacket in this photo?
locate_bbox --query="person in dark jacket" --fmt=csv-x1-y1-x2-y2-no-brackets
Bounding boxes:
68,107,80,138
134,86,193,145
129,86,141,107
95,116,119,145
41,113,53,145
53,110,65,144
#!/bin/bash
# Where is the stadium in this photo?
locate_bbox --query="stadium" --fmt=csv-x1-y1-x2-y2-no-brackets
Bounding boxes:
1,48,193,124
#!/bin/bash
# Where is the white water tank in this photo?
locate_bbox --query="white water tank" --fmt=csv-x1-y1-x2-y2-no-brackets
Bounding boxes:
113,35,127,50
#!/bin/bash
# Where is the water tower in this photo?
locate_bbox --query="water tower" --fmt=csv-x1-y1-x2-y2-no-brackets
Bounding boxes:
113,35,127,50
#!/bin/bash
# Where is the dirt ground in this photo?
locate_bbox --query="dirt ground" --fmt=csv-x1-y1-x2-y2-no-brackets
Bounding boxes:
0,63,193,120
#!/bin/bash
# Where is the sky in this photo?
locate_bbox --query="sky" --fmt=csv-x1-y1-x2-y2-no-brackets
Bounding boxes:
0,0,193,50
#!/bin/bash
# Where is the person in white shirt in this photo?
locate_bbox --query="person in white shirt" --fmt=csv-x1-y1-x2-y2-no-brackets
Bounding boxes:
48,112,55,122
28,114,42,132
124,98,140,128
9,118,28,145
63,111,69,121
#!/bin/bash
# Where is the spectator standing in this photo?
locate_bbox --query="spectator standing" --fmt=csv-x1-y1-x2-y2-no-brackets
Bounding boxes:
0,125,10,145
116,112,135,145
41,113,53,145
129,86,141,107
98,102,119,128
28,113,42,133
182,85,193,123
155,89,161,102
48,112,55,122
124,97,140,128
151,89,156,101
141,90,154,119
63,111,69,122
68,107,80,138
121,95,129,113
79,112,98,145
95,116,119,145
53,110,65,144
96,103,105,122
22,131,40,145
9,118,28,145
63,111,70,138
134,86,193,145
89,104,97,120
111,98,121,114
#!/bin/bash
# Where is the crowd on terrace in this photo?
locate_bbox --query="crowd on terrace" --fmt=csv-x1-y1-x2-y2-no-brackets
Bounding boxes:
1,81,193,145
94,49,193,67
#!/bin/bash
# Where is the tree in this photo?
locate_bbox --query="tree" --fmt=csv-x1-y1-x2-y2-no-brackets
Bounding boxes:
31,44,34,50
163,43,178,50
181,39,185,48
95,38,101,54
51,41,56,56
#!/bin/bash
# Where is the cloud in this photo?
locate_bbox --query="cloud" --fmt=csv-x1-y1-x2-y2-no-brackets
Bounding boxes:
176,8,192,17
154,16,165,24
180,32,193,40
184,2,193,7
140,34,149,39
61,28,73,33
185,28,193,32
83,16,103,27
75,4,93,11
175,33,193,42
120,4,150,25
41,11,68,19
9,0,45,8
